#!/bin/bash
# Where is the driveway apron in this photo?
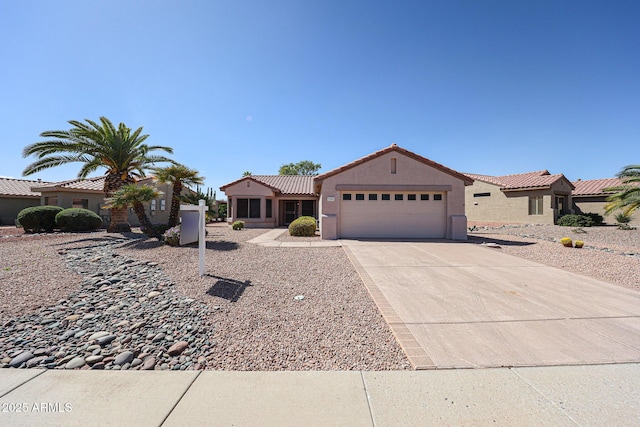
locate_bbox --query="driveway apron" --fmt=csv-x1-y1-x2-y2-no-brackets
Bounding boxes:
342,240,640,369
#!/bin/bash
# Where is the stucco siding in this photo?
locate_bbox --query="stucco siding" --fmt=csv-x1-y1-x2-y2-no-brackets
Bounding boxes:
574,197,640,226
0,197,40,225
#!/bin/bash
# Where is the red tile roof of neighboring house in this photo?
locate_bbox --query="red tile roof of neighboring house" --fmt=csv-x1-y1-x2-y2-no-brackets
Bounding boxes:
315,144,474,185
571,178,628,196
220,175,316,196
0,177,48,198
464,170,574,191
32,176,106,193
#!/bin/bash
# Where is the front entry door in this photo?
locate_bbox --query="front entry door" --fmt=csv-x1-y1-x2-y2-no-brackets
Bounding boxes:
284,201,297,224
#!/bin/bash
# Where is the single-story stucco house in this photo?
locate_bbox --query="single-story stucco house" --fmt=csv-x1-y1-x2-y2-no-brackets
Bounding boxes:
221,144,473,240
0,177,48,225
572,178,640,226
31,176,188,227
463,170,575,225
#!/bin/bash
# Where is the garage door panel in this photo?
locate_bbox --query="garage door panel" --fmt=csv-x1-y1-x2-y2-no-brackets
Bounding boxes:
340,192,446,239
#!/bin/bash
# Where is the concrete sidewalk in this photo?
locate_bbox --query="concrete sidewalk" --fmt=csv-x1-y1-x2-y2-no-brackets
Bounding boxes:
1,364,639,426
247,228,342,247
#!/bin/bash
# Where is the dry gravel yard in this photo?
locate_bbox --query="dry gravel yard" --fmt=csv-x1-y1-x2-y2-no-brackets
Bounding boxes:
1,223,639,370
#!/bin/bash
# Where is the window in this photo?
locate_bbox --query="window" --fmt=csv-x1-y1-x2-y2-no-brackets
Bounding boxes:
391,158,397,174
474,192,491,197
266,199,272,218
249,199,260,218
369,194,377,201
408,194,416,201
355,193,365,200
72,198,88,209
45,196,58,206
342,194,352,201
395,194,403,201
237,198,262,218
382,194,390,200
151,200,157,211
529,196,543,215
160,199,166,211
434,194,443,201
302,200,315,216
420,194,429,201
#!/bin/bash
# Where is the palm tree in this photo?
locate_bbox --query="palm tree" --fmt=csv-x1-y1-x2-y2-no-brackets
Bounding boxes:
604,164,640,218
104,184,161,238
152,164,204,228
22,117,174,232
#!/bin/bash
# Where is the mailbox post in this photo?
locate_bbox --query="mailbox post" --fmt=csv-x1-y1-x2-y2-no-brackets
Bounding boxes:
179,199,208,276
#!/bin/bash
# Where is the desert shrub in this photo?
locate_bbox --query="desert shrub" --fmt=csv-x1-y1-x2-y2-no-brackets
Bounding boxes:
557,214,593,227
163,225,181,246
560,237,573,247
232,220,245,230
288,216,317,237
55,208,102,232
583,212,604,226
17,205,64,232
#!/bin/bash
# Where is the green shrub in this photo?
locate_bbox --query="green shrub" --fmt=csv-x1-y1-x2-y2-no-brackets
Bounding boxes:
153,224,169,236
557,214,593,227
17,205,64,232
232,220,245,230
583,212,604,226
615,213,632,224
288,216,317,236
55,208,103,232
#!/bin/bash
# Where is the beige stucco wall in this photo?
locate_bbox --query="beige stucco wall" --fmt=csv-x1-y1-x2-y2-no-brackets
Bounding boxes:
0,196,41,225
573,197,640,226
318,151,467,240
223,180,278,227
465,180,574,225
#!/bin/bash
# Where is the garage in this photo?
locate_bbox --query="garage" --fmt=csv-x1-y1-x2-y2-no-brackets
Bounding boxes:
339,191,447,239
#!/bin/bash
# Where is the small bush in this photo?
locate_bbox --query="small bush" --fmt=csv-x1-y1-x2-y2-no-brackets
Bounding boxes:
289,216,317,237
615,213,632,224
557,214,593,227
55,208,103,232
153,224,169,236
163,225,181,246
560,237,573,247
232,221,245,230
583,212,604,226
17,205,64,232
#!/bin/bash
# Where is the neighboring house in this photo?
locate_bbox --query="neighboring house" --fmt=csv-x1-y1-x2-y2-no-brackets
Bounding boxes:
221,144,472,240
0,177,48,225
464,170,575,225
219,175,317,228
31,176,186,227
572,178,640,225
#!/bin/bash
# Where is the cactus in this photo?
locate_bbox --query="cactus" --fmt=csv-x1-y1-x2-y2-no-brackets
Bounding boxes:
574,240,584,248
560,237,573,247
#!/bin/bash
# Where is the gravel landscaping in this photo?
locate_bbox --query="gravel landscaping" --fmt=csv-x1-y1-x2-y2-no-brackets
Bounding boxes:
1,222,638,371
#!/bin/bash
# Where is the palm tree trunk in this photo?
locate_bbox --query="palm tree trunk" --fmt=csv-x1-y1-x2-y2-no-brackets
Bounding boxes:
167,181,183,228
133,202,159,238
107,206,131,233
104,172,133,233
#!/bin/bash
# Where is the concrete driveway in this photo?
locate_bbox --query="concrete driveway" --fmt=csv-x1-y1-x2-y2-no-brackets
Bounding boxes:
342,240,640,369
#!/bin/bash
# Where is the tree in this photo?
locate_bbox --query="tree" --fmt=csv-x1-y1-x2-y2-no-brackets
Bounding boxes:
181,185,217,221
242,171,252,176
152,164,204,228
604,164,640,218
22,117,174,232
104,184,161,238
278,160,321,176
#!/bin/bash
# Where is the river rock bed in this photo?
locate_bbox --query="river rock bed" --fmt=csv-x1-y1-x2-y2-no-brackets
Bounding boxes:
0,238,215,370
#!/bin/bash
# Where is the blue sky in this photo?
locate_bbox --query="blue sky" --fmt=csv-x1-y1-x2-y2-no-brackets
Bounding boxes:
1,0,638,194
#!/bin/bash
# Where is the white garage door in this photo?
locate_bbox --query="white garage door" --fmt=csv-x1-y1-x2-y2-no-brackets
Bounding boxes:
340,191,446,239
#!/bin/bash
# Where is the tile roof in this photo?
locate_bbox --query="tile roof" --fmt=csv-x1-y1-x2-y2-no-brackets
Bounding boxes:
464,170,574,191
571,178,630,196
0,177,48,198
315,144,474,185
32,176,106,193
220,175,316,196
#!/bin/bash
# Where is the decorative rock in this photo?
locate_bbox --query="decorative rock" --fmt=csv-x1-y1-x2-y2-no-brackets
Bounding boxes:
65,357,86,369
114,351,134,366
167,341,189,356
88,331,110,341
147,291,161,298
85,355,104,364
142,357,156,370
95,335,117,346
10,351,35,368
